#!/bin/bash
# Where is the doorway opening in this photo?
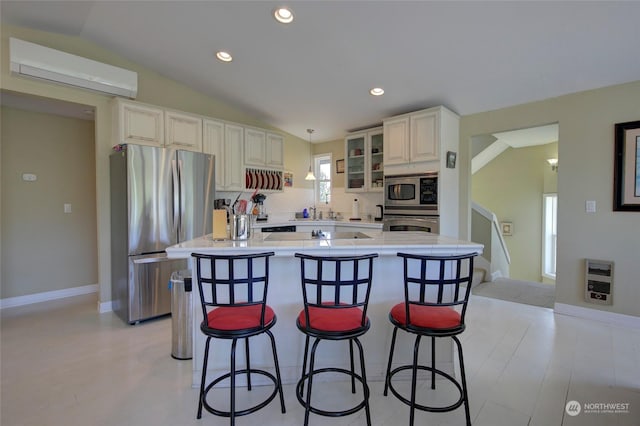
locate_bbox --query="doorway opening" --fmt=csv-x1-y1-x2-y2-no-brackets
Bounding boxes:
0,90,98,308
470,123,558,308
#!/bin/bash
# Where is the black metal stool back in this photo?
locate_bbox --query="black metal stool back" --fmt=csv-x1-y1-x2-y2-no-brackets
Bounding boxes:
191,251,285,426
296,252,376,337
193,252,273,335
294,252,378,426
384,252,477,426
398,252,475,335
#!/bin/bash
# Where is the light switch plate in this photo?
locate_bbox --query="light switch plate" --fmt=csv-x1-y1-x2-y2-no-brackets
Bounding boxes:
22,173,37,181
64,203,72,213
586,200,596,213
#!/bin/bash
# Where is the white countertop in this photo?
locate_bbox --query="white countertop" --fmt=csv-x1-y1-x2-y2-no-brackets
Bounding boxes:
166,230,483,258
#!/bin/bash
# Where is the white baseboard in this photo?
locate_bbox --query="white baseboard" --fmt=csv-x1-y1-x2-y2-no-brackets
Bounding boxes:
0,284,98,310
554,302,640,329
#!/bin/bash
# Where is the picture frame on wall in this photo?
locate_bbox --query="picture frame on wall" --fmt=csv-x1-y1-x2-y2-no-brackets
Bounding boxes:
613,120,640,211
336,158,345,174
446,151,457,169
283,171,293,187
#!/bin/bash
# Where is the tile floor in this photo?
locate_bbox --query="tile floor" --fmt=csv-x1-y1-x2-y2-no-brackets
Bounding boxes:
1,293,638,426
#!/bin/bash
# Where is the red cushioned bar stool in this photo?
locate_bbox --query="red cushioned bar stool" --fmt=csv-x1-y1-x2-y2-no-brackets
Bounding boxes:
294,252,378,426
384,252,477,426
191,252,286,426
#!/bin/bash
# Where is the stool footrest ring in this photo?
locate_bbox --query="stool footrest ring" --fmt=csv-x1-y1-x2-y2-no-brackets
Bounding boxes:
201,368,280,418
296,367,370,417
387,365,464,413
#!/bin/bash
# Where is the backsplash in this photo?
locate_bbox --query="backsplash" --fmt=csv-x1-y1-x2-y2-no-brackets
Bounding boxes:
217,188,383,222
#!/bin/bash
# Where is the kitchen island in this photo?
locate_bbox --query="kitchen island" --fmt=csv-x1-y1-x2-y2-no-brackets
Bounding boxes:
166,231,483,387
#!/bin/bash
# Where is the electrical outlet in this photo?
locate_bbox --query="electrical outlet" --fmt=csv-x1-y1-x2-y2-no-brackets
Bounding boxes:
22,173,37,181
64,203,72,213
586,200,596,213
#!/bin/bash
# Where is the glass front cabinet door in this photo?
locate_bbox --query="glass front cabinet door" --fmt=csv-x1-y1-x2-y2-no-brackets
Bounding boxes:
345,128,383,193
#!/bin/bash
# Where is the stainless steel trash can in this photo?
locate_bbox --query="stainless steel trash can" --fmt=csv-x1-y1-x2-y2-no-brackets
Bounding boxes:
170,270,193,360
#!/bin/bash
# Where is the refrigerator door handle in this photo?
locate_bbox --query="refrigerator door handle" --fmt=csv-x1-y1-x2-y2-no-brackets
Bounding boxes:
178,157,185,241
131,254,170,264
172,158,180,238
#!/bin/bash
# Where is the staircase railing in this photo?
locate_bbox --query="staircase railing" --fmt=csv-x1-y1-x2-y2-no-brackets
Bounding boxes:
471,202,510,280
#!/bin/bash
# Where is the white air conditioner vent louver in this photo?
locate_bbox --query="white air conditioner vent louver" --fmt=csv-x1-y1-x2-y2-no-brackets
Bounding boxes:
9,37,138,99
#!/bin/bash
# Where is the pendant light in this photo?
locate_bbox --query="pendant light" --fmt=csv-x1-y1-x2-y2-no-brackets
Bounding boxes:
305,128,316,180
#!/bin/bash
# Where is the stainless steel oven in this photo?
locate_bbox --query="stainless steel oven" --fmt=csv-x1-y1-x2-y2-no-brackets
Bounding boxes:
384,172,438,216
383,215,439,233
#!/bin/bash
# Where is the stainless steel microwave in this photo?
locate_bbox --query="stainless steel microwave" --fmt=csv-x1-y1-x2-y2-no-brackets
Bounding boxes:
384,172,438,215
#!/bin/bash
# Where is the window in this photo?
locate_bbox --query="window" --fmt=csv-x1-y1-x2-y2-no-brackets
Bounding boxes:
542,193,557,279
314,154,331,205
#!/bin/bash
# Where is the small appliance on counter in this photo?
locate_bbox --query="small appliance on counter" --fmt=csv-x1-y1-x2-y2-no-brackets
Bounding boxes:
375,204,383,221
350,198,361,221
251,193,268,222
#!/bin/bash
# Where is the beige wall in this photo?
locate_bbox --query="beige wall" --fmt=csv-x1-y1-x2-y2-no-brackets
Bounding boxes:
472,142,557,282
460,80,640,317
313,138,345,188
1,107,97,298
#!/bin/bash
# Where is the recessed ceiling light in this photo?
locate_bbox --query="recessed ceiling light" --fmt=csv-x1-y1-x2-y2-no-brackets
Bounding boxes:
274,7,294,24
216,51,233,62
370,87,385,96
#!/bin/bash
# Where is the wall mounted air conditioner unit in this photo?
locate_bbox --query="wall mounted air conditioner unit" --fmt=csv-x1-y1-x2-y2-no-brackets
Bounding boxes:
9,37,138,99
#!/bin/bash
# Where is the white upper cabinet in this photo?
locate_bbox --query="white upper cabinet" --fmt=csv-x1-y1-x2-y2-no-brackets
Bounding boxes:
224,123,245,190
203,119,245,192
202,118,226,190
165,110,202,151
244,127,284,170
345,127,384,193
244,128,266,166
115,99,164,147
409,110,438,162
382,117,409,166
265,133,284,168
114,99,282,186
115,99,202,151
384,109,437,166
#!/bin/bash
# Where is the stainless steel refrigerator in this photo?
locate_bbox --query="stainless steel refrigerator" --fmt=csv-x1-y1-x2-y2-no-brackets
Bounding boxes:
110,145,215,324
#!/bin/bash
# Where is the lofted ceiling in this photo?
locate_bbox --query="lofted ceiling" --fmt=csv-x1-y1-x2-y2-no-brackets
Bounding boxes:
2,1,639,142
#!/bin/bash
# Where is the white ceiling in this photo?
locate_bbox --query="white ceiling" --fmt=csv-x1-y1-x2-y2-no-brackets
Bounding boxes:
2,1,639,142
